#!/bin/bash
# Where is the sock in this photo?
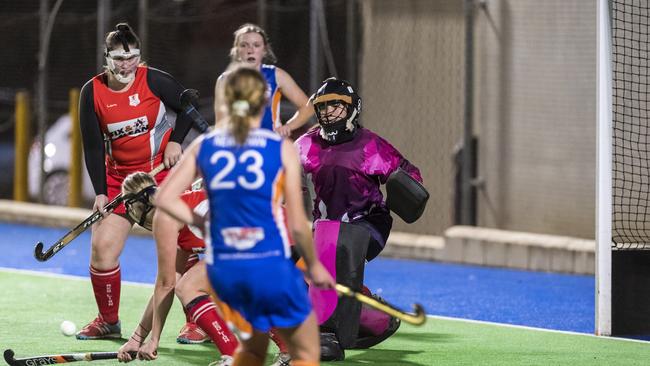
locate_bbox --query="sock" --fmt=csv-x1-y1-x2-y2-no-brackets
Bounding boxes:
232,351,264,366
90,265,121,324
269,328,289,353
187,295,239,356
291,361,320,366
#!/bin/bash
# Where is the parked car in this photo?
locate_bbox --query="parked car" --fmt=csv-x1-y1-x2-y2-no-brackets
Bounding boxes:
29,114,94,206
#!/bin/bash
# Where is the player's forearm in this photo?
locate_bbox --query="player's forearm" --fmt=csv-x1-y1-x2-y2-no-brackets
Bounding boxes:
130,295,154,343
149,282,175,342
156,197,195,227
284,104,314,131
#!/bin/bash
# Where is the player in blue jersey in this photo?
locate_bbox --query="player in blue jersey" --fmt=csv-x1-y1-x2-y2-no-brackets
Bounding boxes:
214,23,314,138
155,67,335,366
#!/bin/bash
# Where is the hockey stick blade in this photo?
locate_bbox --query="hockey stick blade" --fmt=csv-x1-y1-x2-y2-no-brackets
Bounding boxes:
335,284,427,326
4,349,136,365
33,210,103,262
33,163,166,262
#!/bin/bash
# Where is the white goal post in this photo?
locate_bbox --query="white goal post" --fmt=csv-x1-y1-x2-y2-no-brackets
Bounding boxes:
596,0,613,337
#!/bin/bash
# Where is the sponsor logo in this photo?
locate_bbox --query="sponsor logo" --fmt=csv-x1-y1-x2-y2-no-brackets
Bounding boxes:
107,116,149,140
106,103,117,108
25,357,58,365
221,227,264,250
212,321,231,343
128,93,140,106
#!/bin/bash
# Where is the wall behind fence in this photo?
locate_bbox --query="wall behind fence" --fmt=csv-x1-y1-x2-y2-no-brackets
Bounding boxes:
474,0,596,238
360,0,465,236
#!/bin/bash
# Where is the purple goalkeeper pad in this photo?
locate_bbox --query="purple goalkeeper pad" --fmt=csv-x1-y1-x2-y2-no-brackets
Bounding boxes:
309,219,340,324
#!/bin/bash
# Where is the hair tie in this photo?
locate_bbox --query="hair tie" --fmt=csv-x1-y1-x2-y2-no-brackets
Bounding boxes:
232,100,250,117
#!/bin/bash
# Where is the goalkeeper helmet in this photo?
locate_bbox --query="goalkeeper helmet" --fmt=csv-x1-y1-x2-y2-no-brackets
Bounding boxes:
311,77,361,145
122,172,156,231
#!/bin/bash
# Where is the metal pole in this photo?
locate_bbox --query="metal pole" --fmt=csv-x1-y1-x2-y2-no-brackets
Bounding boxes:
138,0,148,58
258,0,267,30
309,0,321,92
596,0,613,337
461,0,475,225
13,92,31,202
97,0,111,72
37,0,64,203
346,0,357,85
68,88,82,207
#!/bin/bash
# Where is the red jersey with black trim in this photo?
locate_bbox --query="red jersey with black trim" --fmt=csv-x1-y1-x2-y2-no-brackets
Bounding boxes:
92,66,174,172
177,190,209,253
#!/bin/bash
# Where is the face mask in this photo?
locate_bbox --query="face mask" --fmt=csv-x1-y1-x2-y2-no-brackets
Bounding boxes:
319,117,357,145
317,102,358,145
106,48,141,83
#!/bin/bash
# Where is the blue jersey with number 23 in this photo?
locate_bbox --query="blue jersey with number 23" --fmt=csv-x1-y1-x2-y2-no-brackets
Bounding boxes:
196,127,291,264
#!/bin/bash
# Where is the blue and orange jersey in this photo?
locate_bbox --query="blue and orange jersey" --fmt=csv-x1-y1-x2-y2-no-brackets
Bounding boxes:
260,64,282,130
196,127,290,263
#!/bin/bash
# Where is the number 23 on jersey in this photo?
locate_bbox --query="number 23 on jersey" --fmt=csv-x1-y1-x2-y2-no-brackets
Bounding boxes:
208,149,265,190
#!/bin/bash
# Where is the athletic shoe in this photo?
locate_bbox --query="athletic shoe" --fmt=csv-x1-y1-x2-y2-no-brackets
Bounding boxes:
269,352,291,366
75,315,121,340
177,322,210,344
320,332,345,361
207,355,233,366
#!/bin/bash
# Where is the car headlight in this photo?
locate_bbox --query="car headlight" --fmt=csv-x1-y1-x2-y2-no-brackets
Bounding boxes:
44,143,56,158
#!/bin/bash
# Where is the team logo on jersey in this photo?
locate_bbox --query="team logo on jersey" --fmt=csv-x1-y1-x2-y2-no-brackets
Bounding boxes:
188,200,209,240
128,93,140,107
221,227,264,250
107,116,149,140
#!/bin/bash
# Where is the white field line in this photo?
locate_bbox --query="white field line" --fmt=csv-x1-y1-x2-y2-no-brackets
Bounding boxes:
2,267,648,344
0,266,152,288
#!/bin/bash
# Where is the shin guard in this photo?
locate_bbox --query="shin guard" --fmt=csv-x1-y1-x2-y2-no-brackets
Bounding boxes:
90,265,121,324
309,220,370,348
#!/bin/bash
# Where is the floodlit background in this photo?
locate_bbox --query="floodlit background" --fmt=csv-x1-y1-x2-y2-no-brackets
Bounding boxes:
0,0,597,239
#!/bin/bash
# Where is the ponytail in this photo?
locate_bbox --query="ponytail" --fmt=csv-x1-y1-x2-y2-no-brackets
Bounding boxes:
224,67,268,145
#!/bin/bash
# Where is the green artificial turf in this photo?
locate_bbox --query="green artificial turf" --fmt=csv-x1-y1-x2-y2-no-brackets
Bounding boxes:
1,270,649,366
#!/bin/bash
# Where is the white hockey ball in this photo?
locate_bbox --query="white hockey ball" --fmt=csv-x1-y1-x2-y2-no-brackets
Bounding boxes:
60,320,77,336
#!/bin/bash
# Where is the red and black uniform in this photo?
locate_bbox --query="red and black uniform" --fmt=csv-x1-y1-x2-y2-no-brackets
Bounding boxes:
177,190,208,254
79,66,193,328
80,66,193,214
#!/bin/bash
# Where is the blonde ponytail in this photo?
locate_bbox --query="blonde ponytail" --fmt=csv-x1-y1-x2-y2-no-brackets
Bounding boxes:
224,67,268,144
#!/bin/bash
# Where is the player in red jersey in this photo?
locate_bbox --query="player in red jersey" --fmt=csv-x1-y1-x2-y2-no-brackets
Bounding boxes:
76,23,195,340
116,172,239,366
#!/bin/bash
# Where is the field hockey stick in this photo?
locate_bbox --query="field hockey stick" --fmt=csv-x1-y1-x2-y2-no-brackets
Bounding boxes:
180,89,210,133
33,163,166,262
3,349,136,366
335,283,427,326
